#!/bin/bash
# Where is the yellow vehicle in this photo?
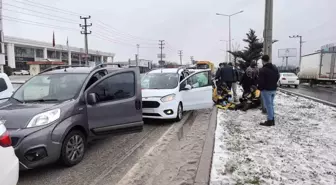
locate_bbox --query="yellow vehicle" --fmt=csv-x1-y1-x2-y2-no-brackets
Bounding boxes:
196,61,215,74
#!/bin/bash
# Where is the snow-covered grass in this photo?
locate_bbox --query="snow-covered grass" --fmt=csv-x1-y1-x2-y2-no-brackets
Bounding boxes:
211,91,336,185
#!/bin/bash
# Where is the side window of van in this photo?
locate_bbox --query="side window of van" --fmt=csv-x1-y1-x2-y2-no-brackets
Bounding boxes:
0,78,8,92
89,72,135,103
85,70,107,90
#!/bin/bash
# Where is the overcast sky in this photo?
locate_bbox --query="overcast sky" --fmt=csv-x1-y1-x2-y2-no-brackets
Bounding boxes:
3,0,336,66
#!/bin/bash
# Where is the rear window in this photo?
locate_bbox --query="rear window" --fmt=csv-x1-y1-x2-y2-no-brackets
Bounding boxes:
0,78,8,92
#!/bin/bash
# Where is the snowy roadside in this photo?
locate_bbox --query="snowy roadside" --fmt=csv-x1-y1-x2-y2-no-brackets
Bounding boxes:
210,91,336,185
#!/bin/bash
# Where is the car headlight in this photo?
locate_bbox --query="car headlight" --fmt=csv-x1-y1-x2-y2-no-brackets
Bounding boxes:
27,109,61,128
161,94,176,103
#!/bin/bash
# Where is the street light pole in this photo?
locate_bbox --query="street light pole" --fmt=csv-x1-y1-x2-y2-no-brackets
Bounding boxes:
289,35,303,67
216,10,243,63
220,39,234,62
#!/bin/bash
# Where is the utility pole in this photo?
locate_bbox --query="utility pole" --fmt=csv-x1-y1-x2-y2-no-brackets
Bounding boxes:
80,16,92,66
263,0,273,61
136,44,140,56
159,40,165,65
261,0,273,113
190,56,194,64
289,35,303,67
0,0,5,72
178,50,183,65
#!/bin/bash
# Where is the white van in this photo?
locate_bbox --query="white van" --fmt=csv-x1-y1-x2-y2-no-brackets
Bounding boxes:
0,73,14,101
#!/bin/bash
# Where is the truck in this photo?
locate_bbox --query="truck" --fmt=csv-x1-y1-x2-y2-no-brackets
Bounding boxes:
298,51,336,86
195,61,215,74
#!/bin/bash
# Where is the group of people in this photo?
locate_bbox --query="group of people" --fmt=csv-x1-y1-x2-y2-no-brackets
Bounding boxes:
215,55,280,127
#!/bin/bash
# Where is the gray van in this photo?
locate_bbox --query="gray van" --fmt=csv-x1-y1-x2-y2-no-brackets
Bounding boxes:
0,65,143,170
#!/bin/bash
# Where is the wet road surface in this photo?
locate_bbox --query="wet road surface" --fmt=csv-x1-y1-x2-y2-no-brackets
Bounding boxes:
280,84,336,104
18,120,175,185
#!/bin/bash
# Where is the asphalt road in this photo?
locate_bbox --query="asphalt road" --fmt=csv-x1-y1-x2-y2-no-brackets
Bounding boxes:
17,119,177,185
280,84,336,104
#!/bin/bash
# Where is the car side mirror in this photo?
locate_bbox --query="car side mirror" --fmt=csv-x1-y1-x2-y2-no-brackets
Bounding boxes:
181,84,192,91
87,93,97,105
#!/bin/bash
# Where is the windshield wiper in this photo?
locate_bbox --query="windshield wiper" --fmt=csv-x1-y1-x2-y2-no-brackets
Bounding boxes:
25,99,59,103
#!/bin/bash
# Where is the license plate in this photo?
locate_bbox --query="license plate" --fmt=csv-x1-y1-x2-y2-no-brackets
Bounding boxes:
288,81,294,83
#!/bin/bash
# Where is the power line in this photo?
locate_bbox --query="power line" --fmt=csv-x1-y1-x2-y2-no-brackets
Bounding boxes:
3,3,78,23
3,8,77,24
92,24,156,46
3,16,78,31
95,20,157,43
7,0,83,17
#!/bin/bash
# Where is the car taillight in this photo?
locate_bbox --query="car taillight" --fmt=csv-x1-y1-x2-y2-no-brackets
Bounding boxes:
282,78,286,80
0,123,11,147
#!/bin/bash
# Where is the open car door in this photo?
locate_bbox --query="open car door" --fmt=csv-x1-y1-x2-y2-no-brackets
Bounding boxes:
85,68,143,135
179,70,213,111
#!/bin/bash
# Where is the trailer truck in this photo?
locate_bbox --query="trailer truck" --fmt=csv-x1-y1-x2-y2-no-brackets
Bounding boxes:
298,52,336,86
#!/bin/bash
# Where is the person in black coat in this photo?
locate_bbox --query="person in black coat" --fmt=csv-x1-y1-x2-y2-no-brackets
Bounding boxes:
215,63,235,90
258,55,280,127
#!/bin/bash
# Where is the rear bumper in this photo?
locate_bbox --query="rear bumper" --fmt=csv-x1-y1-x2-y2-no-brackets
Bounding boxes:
279,80,300,85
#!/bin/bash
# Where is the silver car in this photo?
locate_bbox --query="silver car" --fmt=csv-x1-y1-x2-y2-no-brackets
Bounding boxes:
1,65,143,170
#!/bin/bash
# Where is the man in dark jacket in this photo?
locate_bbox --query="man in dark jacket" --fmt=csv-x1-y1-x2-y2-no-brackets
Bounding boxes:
258,55,280,126
216,62,235,90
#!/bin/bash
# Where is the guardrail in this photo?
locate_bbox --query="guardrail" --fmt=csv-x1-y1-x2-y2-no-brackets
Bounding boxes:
278,88,336,108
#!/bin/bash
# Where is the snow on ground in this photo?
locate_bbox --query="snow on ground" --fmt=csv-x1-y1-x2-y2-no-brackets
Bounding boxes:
211,91,336,185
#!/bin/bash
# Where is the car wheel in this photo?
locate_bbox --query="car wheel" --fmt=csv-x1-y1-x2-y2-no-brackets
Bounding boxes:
295,85,298,88
175,103,183,122
60,130,86,167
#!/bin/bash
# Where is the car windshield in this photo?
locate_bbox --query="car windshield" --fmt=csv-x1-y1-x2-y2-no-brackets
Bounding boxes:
196,64,210,69
12,73,87,103
141,73,178,89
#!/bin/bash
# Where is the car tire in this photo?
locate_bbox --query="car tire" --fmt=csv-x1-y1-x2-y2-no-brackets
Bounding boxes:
60,130,86,167
175,102,183,122
295,85,298,88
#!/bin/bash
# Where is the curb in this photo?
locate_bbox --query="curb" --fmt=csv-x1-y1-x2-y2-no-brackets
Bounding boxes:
115,111,196,185
278,88,336,108
194,107,218,185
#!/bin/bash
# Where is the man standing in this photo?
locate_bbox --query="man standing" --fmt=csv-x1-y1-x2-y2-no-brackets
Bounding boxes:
228,62,239,102
258,55,280,126
216,62,235,90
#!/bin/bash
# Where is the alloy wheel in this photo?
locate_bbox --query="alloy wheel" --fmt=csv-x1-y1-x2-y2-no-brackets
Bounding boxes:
65,135,84,162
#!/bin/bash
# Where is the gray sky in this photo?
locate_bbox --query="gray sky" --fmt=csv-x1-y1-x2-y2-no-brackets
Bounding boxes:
4,0,336,66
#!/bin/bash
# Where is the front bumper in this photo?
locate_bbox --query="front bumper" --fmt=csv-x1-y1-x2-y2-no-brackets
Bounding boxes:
9,125,62,170
142,98,179,119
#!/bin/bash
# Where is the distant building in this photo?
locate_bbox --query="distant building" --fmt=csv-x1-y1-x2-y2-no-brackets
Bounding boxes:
4,36,115,70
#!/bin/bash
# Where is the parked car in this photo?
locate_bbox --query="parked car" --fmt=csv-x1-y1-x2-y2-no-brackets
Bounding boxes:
13,70,30,75
0,122,19,185
278,72,300,88
141,68,213,121
0,73,14,101
1,65,143,170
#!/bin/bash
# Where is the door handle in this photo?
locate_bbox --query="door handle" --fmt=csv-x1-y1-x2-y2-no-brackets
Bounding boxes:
135,100,141,110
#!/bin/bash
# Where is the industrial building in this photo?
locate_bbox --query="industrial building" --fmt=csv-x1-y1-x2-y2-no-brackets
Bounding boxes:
3,36,115,73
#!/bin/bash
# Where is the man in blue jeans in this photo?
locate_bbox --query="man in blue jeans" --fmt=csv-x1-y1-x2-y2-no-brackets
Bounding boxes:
258,55,280,126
